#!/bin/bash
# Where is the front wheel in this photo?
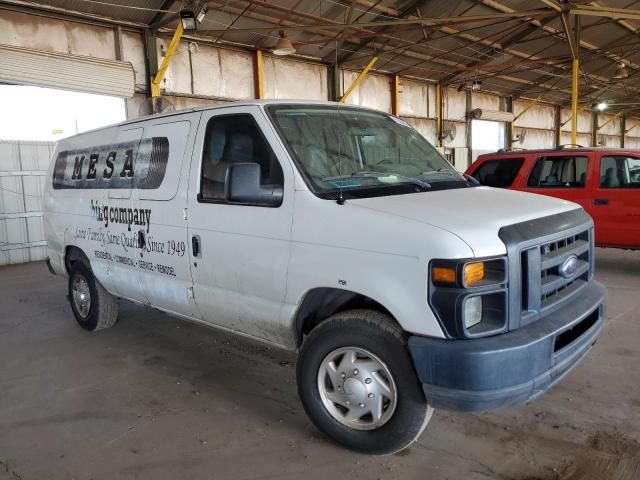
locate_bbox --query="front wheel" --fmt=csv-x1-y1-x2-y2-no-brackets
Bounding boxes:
297,309,433,454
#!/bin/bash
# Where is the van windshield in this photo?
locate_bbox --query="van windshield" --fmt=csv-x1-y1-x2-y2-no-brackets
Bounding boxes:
266,105,469,199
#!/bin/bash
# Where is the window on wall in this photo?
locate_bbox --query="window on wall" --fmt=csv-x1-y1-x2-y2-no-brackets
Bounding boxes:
472,158,524,187
527,156,588,188
600,156,640,188
471,120,505,161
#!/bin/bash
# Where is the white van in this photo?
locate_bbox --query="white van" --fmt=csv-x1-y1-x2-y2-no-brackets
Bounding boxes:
44,100,605,454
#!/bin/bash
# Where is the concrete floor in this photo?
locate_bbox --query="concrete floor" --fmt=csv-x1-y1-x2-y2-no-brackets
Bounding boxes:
1,248,639,480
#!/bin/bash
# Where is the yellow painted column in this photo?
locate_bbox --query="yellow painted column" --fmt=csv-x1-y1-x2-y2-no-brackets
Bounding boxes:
253,49,264,99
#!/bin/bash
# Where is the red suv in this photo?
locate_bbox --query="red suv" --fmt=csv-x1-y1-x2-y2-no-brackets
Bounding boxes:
466,147,640,249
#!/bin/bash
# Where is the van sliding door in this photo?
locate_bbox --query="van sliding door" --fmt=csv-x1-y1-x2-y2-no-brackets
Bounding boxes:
133,117,200,318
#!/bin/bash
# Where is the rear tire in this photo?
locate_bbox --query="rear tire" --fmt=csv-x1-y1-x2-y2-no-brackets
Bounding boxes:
297,309,432,455
68,262,118,331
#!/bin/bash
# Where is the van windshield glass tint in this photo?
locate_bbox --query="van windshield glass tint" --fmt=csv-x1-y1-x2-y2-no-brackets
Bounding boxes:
267,105,468,198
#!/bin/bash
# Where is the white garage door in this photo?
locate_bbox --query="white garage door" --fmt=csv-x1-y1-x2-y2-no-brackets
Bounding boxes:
0,44,135,98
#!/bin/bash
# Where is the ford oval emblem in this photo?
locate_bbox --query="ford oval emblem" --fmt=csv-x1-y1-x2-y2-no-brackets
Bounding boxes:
558,255,579,279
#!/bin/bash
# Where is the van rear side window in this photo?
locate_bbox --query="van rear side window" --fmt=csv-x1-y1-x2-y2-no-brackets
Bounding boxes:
527,156,588,188
472,158,523,187
52,137,169,190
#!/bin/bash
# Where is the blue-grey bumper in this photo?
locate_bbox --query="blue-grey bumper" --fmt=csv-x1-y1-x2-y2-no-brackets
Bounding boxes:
408,281,606,412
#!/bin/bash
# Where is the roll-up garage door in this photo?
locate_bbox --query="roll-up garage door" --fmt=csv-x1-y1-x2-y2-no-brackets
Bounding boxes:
0,44,135,98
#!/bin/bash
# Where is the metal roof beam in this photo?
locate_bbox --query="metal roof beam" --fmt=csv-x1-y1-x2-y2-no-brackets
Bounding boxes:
329,0,433,64
196,10,555,36
438,18,554,84
473,0,640,70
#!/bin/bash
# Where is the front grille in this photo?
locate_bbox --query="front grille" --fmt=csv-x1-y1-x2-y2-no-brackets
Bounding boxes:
499,209,595,331
520,228,593,325
540,230,591,307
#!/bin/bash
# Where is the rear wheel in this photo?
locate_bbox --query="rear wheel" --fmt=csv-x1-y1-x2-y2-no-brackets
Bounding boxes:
68,262,118,331
297,309,432,454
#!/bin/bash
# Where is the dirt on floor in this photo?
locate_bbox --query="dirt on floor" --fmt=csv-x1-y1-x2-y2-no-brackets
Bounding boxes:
0,247,639,480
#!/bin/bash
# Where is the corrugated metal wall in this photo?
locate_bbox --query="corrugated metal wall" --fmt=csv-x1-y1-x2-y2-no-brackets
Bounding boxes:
0,141,54,266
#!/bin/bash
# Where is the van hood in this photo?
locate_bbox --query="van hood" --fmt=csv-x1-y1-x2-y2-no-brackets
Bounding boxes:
349,186,581,257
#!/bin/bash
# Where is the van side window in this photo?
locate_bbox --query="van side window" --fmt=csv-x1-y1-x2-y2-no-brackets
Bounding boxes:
600,156,640,188
527,156,588,188
472,158,523,187
200,114,284,202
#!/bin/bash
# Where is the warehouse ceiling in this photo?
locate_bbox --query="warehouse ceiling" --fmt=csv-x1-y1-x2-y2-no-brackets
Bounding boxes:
6,0,640,115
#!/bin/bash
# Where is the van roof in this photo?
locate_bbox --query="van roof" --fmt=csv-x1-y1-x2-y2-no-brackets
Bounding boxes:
66,100,385,139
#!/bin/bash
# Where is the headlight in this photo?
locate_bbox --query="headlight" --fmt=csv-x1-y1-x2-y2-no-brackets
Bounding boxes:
463,296,483,329
431,259,501,288
428,256,507,339
463,262,485,287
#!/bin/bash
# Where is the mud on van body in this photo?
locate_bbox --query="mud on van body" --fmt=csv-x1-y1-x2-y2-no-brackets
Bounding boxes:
44,101,605,454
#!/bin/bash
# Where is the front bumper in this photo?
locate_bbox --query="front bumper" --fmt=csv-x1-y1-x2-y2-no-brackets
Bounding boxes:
408,281,606,412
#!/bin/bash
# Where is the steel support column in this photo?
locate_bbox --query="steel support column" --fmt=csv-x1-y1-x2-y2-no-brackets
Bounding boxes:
554,105,561,147
571,58,579,145
504,96,513,148
436,83,443,147
391,75,400,115
328,65,341,102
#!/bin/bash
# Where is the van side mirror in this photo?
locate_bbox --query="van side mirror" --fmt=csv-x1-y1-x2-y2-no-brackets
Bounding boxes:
225,162,283,207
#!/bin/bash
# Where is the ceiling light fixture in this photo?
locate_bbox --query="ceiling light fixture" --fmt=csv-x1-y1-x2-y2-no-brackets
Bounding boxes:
272,31,296,56
471,80,482,92
613,63,629,80
597,101,608,111
179,8,197,31
196,5,208,24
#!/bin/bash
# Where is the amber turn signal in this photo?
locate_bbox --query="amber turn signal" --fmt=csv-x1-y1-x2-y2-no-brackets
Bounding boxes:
432,266,457,285
463,262,485,287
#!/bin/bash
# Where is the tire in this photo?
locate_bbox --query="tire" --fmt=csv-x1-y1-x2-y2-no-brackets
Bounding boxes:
68,261,118,331
297,309,433,455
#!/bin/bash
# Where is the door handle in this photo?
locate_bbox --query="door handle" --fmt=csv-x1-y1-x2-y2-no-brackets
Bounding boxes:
594,198,609,206
192,235,201,258
138,230,146,249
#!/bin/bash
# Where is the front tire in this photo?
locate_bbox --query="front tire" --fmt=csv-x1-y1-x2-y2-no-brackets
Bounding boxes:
297,309,433,454
68,262,118,331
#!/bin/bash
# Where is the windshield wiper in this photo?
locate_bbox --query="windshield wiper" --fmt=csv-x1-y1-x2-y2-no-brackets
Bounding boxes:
421,169,478,186
323,170,431,190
